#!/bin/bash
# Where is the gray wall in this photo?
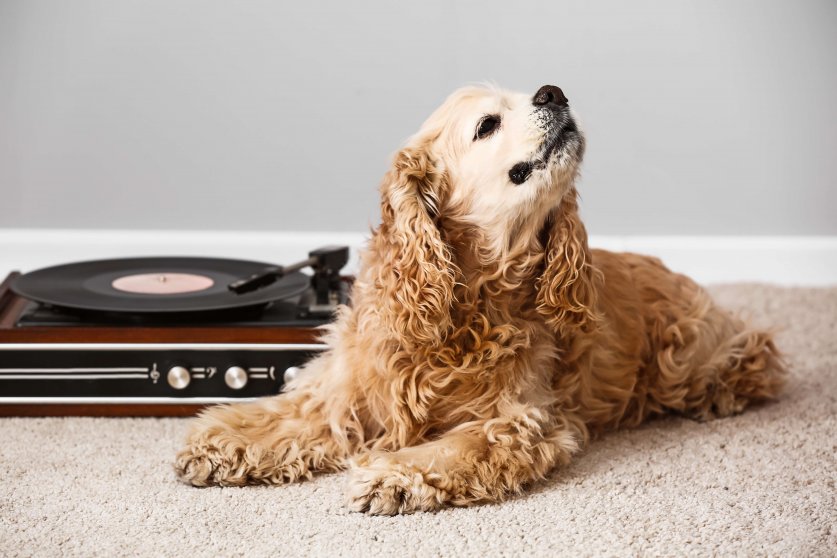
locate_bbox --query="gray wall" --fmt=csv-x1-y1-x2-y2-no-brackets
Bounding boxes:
1,0,835,235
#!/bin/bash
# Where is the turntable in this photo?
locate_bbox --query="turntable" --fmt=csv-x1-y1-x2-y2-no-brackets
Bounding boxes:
0,246,350,417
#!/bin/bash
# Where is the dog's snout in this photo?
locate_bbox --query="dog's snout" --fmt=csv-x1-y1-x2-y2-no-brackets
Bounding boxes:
533,85,568,108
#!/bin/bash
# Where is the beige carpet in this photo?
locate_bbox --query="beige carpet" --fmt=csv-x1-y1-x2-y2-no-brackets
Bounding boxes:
1,285,835,557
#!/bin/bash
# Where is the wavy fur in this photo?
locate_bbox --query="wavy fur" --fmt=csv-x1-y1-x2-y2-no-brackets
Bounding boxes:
175,85,786,515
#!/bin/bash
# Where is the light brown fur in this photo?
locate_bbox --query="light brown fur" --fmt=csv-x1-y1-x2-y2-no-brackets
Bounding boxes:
175,85,785,514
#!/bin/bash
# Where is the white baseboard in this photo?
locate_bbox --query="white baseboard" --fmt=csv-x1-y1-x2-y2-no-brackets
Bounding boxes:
1,229,836,286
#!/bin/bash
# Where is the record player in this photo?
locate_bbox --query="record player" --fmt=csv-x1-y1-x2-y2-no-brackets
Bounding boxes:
0,246,350,417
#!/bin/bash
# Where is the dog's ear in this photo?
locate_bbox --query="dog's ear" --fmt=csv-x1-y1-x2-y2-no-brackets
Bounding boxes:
536,190,599,336
373,141,456,348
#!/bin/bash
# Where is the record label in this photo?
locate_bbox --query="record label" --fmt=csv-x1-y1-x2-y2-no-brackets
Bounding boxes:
111,273,215,295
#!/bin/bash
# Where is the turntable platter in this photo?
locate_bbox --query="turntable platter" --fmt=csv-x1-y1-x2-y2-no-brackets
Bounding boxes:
12,257,310,314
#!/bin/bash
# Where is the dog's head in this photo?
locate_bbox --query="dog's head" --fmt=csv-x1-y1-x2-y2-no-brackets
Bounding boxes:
374,84,593,346
426,84,584,242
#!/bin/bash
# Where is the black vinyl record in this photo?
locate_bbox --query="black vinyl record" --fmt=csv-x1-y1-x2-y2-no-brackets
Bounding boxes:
12,257,310,314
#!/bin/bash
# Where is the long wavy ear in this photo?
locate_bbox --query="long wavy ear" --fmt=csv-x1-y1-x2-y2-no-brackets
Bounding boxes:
536,190,599,336
372,141,456,349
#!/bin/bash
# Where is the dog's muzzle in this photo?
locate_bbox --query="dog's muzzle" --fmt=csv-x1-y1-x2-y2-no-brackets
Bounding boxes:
508,84,577,186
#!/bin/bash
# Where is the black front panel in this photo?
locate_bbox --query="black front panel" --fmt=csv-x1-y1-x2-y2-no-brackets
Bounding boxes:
0,347,322,398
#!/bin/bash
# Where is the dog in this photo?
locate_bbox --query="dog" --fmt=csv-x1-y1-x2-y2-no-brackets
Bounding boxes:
175,84,785,514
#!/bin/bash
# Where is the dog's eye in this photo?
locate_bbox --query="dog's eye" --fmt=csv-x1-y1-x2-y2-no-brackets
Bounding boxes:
474,115,501,141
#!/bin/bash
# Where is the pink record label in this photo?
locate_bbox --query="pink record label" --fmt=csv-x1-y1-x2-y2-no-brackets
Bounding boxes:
111,273,215,294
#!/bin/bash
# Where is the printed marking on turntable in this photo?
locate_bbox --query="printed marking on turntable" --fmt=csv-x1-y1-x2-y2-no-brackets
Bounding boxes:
0,367,150,373
150,363,160,384
0,364,153,382
249,367,269,380
0,374,151,380
188,367,215,380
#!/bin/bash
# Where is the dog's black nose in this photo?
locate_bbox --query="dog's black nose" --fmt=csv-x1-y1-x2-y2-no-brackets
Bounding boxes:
533,85,568,108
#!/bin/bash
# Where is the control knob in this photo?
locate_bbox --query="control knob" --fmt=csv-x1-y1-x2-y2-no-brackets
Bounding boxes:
284,366,302,384
167,366,191,390
224,366,248,390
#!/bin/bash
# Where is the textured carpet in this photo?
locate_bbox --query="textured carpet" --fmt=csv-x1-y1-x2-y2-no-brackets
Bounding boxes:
1,285,835,557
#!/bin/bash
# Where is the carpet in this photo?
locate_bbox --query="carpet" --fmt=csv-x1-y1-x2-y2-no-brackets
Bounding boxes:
1,285,835,557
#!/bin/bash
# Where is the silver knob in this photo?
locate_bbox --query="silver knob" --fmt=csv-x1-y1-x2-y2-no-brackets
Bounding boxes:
283,366,302,384
224,366,248,390
167,366,191,390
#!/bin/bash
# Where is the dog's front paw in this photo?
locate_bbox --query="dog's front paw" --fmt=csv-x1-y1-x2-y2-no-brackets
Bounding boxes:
346,454,449,515
174,441,252,487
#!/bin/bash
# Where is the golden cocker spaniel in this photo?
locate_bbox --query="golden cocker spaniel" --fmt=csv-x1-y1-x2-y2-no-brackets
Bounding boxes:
175,84,785,514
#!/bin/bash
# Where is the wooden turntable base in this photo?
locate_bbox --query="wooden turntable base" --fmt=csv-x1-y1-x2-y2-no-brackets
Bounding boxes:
0,272,325,417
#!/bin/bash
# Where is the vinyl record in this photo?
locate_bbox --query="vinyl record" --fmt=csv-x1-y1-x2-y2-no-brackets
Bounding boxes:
12,257,310,314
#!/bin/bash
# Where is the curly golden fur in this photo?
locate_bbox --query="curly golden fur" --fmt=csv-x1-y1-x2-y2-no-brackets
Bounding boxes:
175,84,786,514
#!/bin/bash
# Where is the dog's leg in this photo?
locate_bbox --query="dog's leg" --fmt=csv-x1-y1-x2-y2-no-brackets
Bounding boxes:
346,406,583,515
174,355,357,487
685,327,785,420
649,298,786,422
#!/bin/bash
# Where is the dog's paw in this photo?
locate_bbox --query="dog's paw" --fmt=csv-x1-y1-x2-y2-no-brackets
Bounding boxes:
174,441,252,487
346,454,449,515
